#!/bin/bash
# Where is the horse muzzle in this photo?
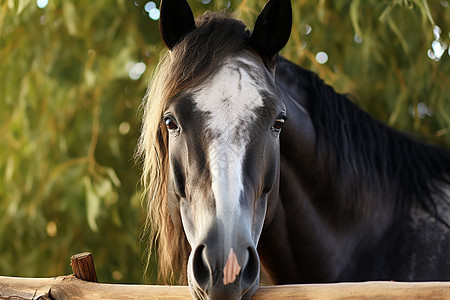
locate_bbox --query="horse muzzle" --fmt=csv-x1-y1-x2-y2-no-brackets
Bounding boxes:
187,239,260,300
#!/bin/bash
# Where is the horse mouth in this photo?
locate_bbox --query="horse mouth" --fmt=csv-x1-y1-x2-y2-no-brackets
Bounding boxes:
188,280,259,300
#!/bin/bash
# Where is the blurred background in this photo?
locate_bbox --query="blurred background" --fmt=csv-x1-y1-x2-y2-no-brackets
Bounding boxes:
0,0,449,284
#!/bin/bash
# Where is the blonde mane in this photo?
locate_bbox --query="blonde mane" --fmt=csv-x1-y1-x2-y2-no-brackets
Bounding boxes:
136,12,249,283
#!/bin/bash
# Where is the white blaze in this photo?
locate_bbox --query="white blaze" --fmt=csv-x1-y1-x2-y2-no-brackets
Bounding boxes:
193,57,264,248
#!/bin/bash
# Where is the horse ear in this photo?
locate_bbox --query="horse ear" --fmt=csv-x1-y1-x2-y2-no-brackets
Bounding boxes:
159,0,196,50
249,0,292,62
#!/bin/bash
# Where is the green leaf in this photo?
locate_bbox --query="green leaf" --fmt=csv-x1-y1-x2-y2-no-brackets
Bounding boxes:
84,176,100,233
63,2,78,36
106,167,121,188
16,0,31,15
350,0,363,38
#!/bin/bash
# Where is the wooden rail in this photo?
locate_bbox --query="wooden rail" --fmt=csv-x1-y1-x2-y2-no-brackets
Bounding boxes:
2,276,450,299
1,253,449,299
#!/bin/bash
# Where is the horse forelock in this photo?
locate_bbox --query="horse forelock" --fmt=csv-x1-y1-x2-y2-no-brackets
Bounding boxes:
137,11,262,283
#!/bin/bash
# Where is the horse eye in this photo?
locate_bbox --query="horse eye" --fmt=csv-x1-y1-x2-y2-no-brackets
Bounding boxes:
272,118,285,131
165,116,179,131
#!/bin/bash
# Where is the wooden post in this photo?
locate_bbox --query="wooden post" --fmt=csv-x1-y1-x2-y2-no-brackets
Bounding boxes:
70,252,98,283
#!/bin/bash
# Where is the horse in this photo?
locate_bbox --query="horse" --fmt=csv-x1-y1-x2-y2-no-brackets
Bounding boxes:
137,0,450,299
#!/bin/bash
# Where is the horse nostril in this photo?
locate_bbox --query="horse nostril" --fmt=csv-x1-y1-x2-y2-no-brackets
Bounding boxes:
192,245,210,290
241,247,260,290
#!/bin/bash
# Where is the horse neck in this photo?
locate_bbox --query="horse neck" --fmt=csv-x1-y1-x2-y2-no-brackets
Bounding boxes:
278,58,396,225
261,57,450,284
258,59,397,283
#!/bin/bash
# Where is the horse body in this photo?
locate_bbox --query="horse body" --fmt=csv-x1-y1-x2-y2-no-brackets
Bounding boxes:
139,0,450,299
259,57,450,284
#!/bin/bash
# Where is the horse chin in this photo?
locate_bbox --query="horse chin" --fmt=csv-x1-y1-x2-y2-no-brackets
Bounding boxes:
187,280,260,300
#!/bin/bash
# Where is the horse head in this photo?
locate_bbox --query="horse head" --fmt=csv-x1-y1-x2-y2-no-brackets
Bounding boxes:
140,0,291,299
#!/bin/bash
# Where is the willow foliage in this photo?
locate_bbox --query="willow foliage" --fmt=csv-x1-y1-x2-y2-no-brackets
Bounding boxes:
0,0,448,284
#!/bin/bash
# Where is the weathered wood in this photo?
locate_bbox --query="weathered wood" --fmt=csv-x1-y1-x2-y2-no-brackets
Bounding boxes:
1,275,449,299
70,252,98,283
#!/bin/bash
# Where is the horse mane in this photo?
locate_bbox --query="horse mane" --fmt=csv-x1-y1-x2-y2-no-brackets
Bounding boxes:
292,60,450,224
136,11,250,283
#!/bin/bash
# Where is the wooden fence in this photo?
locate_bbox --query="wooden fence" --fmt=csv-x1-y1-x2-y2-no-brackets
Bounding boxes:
1,253,449,299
